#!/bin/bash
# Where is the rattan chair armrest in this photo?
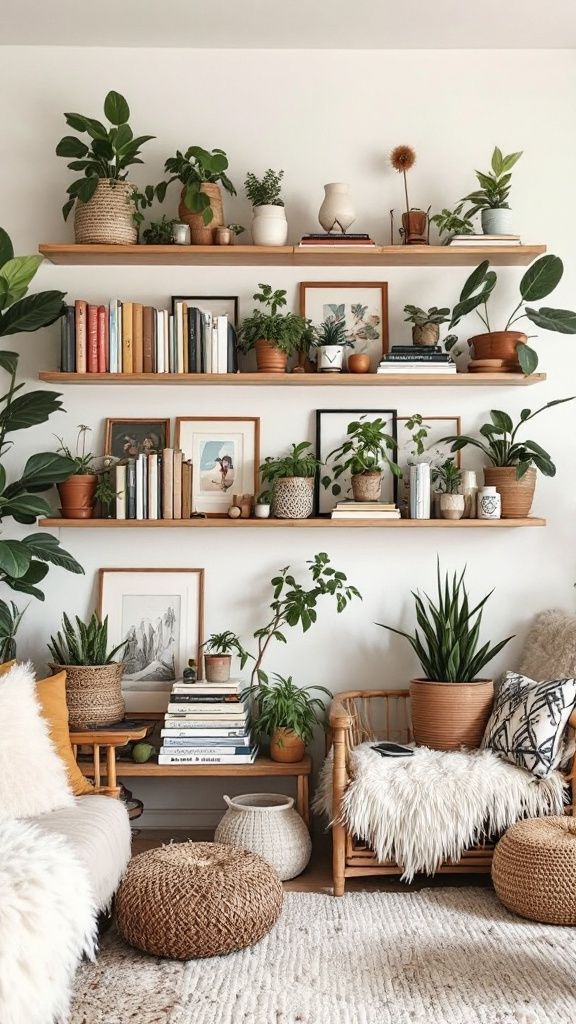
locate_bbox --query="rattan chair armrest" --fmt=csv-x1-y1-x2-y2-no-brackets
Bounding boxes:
329,700,354,732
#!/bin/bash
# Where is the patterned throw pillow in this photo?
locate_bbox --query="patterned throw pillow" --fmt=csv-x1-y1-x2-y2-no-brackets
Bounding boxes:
482,671,576,779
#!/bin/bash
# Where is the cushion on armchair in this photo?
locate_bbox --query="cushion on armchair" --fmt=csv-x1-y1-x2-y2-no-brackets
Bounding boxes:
520,609,576,681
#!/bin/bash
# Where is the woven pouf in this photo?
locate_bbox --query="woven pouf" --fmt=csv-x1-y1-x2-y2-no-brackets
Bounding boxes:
492,816,576,924
115,841,283,959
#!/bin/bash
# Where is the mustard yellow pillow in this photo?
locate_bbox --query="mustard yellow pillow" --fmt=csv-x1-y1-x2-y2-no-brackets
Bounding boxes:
36,671,94,796
0,660,16,676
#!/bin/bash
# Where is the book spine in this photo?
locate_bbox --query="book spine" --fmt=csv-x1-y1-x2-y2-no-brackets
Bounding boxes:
173,449,183,519
216,315,228,373
163,310,170,372
74,300,87,373
169,693,241,703
109,300,118,374
168,315,175,374
61,306,76,372
166,704,247,716
162,448,174,519
142,306,154,373
159,745,250,756
117,302,123,373
384,353,448,362
187,307,196,373
132,302,143,373
181,461,192,519
122,301,133,373
115,463,127,519
156,453,162,519
202,312,212,373
135,454,145,520
160,729,249,738
157,753,255,765
148,451,158,520
227,323,238,373
126,458,136,519
97,305,108,372
182,303,189,373
86,304,98,372
155,309,164,374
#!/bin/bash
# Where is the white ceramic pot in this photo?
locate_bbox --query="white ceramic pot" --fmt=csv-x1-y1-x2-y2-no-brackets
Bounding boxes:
251,205,288,246
317,345,345,372
272,477,314,519
215,793,311,881
477,485,502,519
254,503,271,519
409,462,431,519
318,183,355,233
481,208,512,234
440,493,465,520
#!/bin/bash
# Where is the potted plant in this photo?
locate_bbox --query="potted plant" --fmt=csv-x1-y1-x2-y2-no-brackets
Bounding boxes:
48,612,128,728
142,216,176,245
377,562,514,750
244,169,287,246
440,398,575,517
201,631,252,683
56,90,156,245
254,490,272,519
403,305,451,347
390,144,428,244
432,459,464,520
260,442,321,519
238,284,308,373
55,425,112,519
244,673,331,763
311,318,353,373
430,203,475,243
163,146,236,245
326,416,401,503
461,146,522,234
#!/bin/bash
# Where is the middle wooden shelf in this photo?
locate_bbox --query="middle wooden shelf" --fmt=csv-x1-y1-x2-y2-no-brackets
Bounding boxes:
39,517,546,529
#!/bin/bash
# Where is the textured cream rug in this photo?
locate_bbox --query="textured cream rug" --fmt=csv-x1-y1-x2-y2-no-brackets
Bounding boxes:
71,889,576,1024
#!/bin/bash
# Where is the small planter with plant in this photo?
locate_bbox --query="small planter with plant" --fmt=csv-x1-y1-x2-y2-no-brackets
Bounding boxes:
260,442,322,519
325,416,401,503
311,318,353,373
430,203,475,243
142,216,177,245
55,426,113,519
163,146,236,245
244,169,287,246
238,284,308,373
247,674,331,763
377,561,513,750
461,146,522,235
48,612,128,727
432,459,464,520
440,397,575,517
403,305,452,348
201,631,252,683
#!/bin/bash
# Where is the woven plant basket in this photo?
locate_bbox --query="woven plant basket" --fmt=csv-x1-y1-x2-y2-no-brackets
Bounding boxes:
50,662,125,728
483,466,536,518
74,179,137,245
492,817,576,924
409,677,494,751
272,477,314,519
215,793,311,881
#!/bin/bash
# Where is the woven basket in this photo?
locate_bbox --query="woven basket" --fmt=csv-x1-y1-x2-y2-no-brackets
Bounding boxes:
492,816,576,924
483,466,536,518
272,477,314,519
409,677,494,751
74,179,137,245
51,662,125,728
215,793,311,881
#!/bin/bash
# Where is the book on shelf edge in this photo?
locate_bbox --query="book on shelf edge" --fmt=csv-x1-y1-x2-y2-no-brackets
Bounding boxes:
160,727,249,738
159,745,255,756
163,717,249,727
122,300,133,374
97,305,108,372
168,692,242,703
301,232,372,240
377,365,456,373
143,305,154,373
158,748,258,765
166,704,248,717
331,510,401,519
115,464,127,519
87,304,98,373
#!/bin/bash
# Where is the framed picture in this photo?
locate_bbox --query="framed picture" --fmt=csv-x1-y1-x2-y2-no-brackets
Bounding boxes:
315,408,398,515
300,281,389,370
104,418,170,459
175,417,260,516
172,295,239,327
99,568,204,712
397,416,462,477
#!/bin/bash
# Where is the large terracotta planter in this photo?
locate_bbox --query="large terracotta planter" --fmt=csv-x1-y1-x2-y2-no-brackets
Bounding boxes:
51,662,125,728
351,471,382,502
57,474,97,519
178,183,224,244
255,339,288,373
469,331,527,370
74,179,137,245
204,654,231,683
270,727,306,763
483,466,537,518
409,677,494,751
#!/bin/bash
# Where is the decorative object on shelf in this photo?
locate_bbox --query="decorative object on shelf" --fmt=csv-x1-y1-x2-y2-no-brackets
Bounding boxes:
245,169,288,246
409,462,431,519
215,226,231,245
430,203,475,243
104,418,170,458
131,741,155,764
347,353,371,373
215,793,311,880
99,567,204,711
183,657,197,683
389,145,430,245
377,561,513,750
260,442,321,519
311,318,353,373
238,284,308,373
142,216,177,245
55,425,112,519
228,505,241,519
432,459,464,520
460,469,478,518
254,501,271,519
477,485,501,519
171,222,190,245
243,673,332,764
176,416,259,516
315,409,398,515
47,612,128,727
201,632,252,684
300,281,389,372
403,305,451,348
318,182,356,234
462,146,522,235
163,146,236,245
232,493,254,518
228,224,245,244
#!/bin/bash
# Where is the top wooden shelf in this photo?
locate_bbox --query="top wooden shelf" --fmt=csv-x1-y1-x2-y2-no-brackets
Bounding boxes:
38,243,546,268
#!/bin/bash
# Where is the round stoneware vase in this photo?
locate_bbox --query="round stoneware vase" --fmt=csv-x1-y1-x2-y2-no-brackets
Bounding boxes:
272,477,314,519
204,654,231,683
481,208,512,234
178,183,224,244
251,205,288,246
470,331,527,370
215,793,311,880
255,339,288,373
440,493,465,520
317,345,344,372
57,474,97,519
318,183,355,233
413,323,440,347
74,179,137,245
52,662,125,728
347,353,370,373
409,677,494,751
351,471,382,502
483,466,537,518
270,728,306,763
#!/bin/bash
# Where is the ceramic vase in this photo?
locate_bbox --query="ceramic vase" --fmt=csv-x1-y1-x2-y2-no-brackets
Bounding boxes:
254,503,271,519
440,493,465,520
318,183,355,233
317,345,345,372
251,205,288,246
460,470,478,519
481,208,512,234
204,655,231,683
477,486,501,520
409,462,431,519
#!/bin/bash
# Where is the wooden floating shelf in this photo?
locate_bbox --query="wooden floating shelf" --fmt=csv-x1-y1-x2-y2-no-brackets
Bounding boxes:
38,371,546,388
40,517,546,529
39,243,546,268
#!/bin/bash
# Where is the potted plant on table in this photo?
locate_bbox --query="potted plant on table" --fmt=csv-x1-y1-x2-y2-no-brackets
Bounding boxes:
238,284,308,373
440,398,575,517
377,562,514,750
461,146,522,235
201,631,252,683
244,169,288,246
311,318,353,373
55,425,112,519
260,442,321,519
403,305,451,348
163,146,236,244
48,612,128,728
325,416,401,503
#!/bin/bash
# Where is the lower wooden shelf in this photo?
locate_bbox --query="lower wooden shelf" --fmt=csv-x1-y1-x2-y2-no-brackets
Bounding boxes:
40,517,546,529
81,754,312,779
38,371,546,387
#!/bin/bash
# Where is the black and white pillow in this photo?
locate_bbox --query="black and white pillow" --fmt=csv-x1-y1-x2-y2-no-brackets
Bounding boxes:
482,671,576,779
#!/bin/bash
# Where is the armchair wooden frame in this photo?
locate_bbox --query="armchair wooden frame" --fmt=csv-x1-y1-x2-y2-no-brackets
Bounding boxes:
70,726,148,797
328,689,576,897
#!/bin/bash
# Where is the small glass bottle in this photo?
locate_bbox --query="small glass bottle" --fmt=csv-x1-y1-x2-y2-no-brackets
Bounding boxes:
182,658,197,683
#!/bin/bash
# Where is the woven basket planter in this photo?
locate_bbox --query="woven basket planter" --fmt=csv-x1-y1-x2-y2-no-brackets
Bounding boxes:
74,179,137,245
492,817,576,924
215,793,311,880
51,662,125,728
272,477,314,519
409,677,494,751
483,466,536,518
178,183,224,244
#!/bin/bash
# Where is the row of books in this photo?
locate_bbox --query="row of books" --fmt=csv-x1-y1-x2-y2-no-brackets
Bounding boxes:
114,449,193,520
60,300,238,375
159,678,257,765
448,233,521,247
378,345,457,374
331,501,400,520
298,232,376,248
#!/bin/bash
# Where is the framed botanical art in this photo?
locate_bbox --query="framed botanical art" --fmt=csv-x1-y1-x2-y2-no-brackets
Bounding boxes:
104,418,170,459
175,417,260,516
315,408,398,515
300,281,389,370
397,415,462,477
171,295,239,326
99,568,204,711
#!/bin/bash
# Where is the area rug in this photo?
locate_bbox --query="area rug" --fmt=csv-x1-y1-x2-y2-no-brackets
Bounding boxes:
70,889,576,1024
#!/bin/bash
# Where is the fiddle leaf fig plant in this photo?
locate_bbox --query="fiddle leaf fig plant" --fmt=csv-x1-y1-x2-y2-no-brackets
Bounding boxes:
163,146,236,225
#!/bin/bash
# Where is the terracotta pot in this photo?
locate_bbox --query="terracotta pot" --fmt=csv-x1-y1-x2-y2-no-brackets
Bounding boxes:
57,474,97,519
51,662,125,728
351,471,382,502
401,209,429,245
255,339,288,373
347,353,371,373
469,331,527,370
409,677,494,751
270,727,306,763
413,323,440,347
204,654,231,683
178,183,224,245
483,466,537,518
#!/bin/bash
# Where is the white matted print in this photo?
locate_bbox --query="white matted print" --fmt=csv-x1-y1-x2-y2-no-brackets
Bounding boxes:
300,282,389,371
99,568,204,711
176,417,259,515
315,408,398,515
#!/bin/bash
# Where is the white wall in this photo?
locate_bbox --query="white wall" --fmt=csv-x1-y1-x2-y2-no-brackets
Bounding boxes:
1,47,575,826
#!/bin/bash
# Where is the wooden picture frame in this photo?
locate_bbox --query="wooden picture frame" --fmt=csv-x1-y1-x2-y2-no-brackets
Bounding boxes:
315,408,398,516
104,418,171,459
300,281,389,370
175,416,260,517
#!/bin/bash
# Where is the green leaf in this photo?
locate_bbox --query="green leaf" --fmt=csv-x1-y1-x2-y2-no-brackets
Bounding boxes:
517,344,539,375
113,124,133,150
21,534,84,575
0,540,31,579
0,228,14,270
460,261,490,301
500,151,523,173
56,136,89,159
8,452,77,492
104,90,130,126
70,177,99,205
491,146,503,176
0,390,63,432
0,351,19,375
0,291,65,336
2,493,51,518
489,410,513,433
525,307,576,334
520,255,563,302
7,560,49,599
91,138,114,161
0,255,43,305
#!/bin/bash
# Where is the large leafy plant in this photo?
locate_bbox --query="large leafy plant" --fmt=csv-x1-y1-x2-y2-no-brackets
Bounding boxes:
260,441,322,492
245,673,331,744
48,612,127,666
325,416,401,481
164,146,236,225
238,284,308,355
377,561,514,682
462,146,523,213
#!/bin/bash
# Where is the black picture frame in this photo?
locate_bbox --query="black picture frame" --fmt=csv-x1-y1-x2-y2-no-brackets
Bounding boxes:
171,295,239,327
314,408,399,516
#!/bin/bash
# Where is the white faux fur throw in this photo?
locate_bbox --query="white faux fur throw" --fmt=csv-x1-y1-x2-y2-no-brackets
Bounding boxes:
0,818,96,1024
314,744,567,881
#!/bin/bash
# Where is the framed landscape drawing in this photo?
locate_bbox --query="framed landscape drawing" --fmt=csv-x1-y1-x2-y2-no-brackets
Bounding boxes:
175,417,260,516
300,281,389,370
104,418,170,459
99,568,204,712
397,415,462,477
171,295,239,326
315,408,398,515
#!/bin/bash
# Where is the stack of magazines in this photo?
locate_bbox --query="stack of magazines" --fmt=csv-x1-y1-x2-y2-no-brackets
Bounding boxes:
377,345,456,373
159,678,257,765
331,501,400,520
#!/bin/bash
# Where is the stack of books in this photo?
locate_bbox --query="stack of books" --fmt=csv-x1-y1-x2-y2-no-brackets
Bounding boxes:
60,299,238,375
114,448,193,520
331,501,400,520
448,233,521,247
298,232,376,249
377,345,456,374
158,678,257,765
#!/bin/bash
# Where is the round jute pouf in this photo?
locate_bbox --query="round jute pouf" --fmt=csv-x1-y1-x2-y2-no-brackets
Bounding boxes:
115,841,283,959
492,816,576,925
